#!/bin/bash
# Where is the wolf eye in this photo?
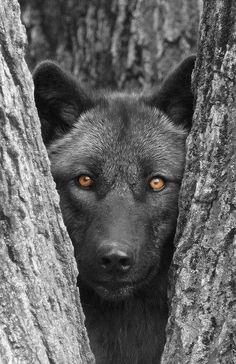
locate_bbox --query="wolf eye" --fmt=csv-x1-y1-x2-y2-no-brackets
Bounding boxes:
76,175,94,188
149,176,165,191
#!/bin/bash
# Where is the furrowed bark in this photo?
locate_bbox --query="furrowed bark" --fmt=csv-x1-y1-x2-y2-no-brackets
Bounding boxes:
0,1,94,363
19,0,200,90
162,1,236,363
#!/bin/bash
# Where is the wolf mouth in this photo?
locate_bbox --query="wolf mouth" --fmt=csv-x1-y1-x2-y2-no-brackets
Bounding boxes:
93,283,134,301
90,265,157,299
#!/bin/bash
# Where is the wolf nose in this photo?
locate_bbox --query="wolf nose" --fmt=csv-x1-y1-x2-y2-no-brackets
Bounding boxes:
97,243,134,273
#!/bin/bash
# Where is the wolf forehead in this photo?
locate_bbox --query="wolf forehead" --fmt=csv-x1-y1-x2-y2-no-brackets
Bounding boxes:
48,94,187,180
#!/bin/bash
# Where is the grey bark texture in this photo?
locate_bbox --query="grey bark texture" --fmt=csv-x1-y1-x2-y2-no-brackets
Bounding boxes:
19,0,200,90
0,1,94,363
162,1,236,363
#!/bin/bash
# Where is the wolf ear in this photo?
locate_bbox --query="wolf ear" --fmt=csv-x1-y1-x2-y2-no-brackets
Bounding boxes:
33,61,93,144
147,55,196,129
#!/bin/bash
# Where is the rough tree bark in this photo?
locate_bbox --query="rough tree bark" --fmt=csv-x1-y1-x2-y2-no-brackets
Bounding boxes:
19,0,201,90
162,1,235,363
0,1,94,363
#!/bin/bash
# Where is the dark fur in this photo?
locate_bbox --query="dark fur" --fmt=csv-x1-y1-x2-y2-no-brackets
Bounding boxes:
34,56,195,364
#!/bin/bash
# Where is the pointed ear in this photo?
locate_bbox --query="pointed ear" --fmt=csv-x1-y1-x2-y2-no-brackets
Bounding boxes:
147,55,196,129
33,61,93,144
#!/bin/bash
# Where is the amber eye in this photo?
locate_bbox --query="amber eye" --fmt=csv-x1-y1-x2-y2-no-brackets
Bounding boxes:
149,176,165,191
76,175,94,188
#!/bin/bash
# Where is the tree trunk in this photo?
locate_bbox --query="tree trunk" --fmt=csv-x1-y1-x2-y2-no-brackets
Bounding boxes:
0,1,94,363
19,0,200,90
161,1,235,363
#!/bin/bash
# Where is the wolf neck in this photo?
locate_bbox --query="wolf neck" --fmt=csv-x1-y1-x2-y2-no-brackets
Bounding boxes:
80,281,168,364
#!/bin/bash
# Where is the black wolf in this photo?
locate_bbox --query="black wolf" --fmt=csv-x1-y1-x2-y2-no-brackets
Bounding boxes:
34,55,195,364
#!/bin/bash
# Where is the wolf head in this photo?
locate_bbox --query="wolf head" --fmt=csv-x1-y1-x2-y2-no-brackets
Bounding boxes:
34,56,195,301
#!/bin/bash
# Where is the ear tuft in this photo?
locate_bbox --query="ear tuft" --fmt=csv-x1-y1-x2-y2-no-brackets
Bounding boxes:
33,61,93,144
147,55,196,129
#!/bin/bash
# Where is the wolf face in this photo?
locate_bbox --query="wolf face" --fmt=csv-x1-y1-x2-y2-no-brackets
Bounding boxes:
34,57,195,303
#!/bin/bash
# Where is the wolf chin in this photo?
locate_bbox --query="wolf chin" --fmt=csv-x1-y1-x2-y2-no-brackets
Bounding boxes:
34,55,195,364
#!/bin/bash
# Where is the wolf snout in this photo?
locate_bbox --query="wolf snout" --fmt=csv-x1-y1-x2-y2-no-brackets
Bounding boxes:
97,241,134,274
